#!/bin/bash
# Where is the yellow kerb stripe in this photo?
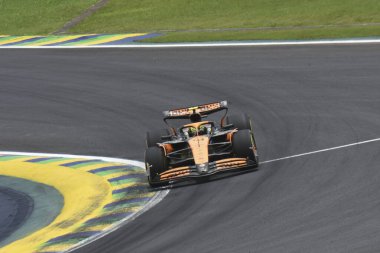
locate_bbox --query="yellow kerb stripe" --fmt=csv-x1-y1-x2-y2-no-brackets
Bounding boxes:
0,160,112,253
77,33,146,46
0,36,38,45
111,181,145,191
27,35,85,46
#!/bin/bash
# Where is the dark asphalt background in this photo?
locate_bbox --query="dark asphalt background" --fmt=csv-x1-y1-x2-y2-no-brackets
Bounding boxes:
0,45,379,253
0,186,33,243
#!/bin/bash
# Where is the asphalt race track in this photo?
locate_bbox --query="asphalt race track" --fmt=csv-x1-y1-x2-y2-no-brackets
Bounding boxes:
1,45,380,253
0,186,33,243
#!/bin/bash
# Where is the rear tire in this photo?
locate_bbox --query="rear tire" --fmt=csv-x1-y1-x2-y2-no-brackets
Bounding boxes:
227,113,252,130
146,128,170,148
232,129,259,167
145,147,169,187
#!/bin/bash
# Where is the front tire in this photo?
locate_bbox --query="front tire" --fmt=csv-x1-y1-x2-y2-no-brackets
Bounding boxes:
145,146,169,187
226,113,252,130
232,129,259,167
146,128,170,148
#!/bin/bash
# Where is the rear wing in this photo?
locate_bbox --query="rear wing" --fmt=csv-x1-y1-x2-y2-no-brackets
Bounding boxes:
163,101,228,127
163,101,228,119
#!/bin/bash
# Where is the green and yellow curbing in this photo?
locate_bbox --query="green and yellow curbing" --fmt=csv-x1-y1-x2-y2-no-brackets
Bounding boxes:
0,152,165,253
0,33,160,47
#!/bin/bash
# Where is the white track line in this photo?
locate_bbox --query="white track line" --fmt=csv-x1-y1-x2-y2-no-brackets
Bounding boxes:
0,151,170,253
261,137,380,164
1,38,380,49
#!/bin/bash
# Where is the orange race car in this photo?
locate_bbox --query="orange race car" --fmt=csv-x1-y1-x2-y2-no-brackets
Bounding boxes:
145,101,259,187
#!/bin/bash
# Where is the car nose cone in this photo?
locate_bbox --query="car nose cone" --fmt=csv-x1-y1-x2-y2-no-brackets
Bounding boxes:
196,163,209,174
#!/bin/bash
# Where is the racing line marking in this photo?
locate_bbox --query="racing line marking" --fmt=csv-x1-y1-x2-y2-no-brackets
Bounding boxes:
261,137,380,164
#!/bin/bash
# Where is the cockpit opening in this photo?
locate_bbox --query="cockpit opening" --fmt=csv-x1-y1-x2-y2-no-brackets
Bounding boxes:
180,122,214,139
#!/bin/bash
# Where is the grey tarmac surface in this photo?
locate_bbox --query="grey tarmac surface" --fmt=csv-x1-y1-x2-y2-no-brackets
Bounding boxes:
0,45,379,253
0,185,33,243
0,176,63,247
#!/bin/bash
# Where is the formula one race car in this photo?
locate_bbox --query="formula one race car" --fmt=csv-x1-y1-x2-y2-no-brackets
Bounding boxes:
145,101,259,187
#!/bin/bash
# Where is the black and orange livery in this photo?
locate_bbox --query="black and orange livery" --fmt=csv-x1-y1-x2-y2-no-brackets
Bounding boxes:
145,101,259,187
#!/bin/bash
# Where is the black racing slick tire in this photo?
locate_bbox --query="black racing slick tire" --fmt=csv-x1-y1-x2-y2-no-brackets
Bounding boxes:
145,146,169,187
232,129,259,167
146,128,170,148
226,113,252,130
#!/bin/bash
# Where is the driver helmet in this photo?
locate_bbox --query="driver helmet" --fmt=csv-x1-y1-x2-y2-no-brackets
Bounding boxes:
198,125,207,135
188,127,197,137
199,124,211,135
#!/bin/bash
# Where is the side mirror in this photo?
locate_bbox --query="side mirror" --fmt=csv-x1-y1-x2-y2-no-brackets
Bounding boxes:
222,124,234,130
161,135,172,141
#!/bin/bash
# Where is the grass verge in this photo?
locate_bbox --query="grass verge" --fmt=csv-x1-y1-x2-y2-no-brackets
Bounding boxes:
143,26,380,43
1,0,380,41
68,0,380,41
0,0,98,35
